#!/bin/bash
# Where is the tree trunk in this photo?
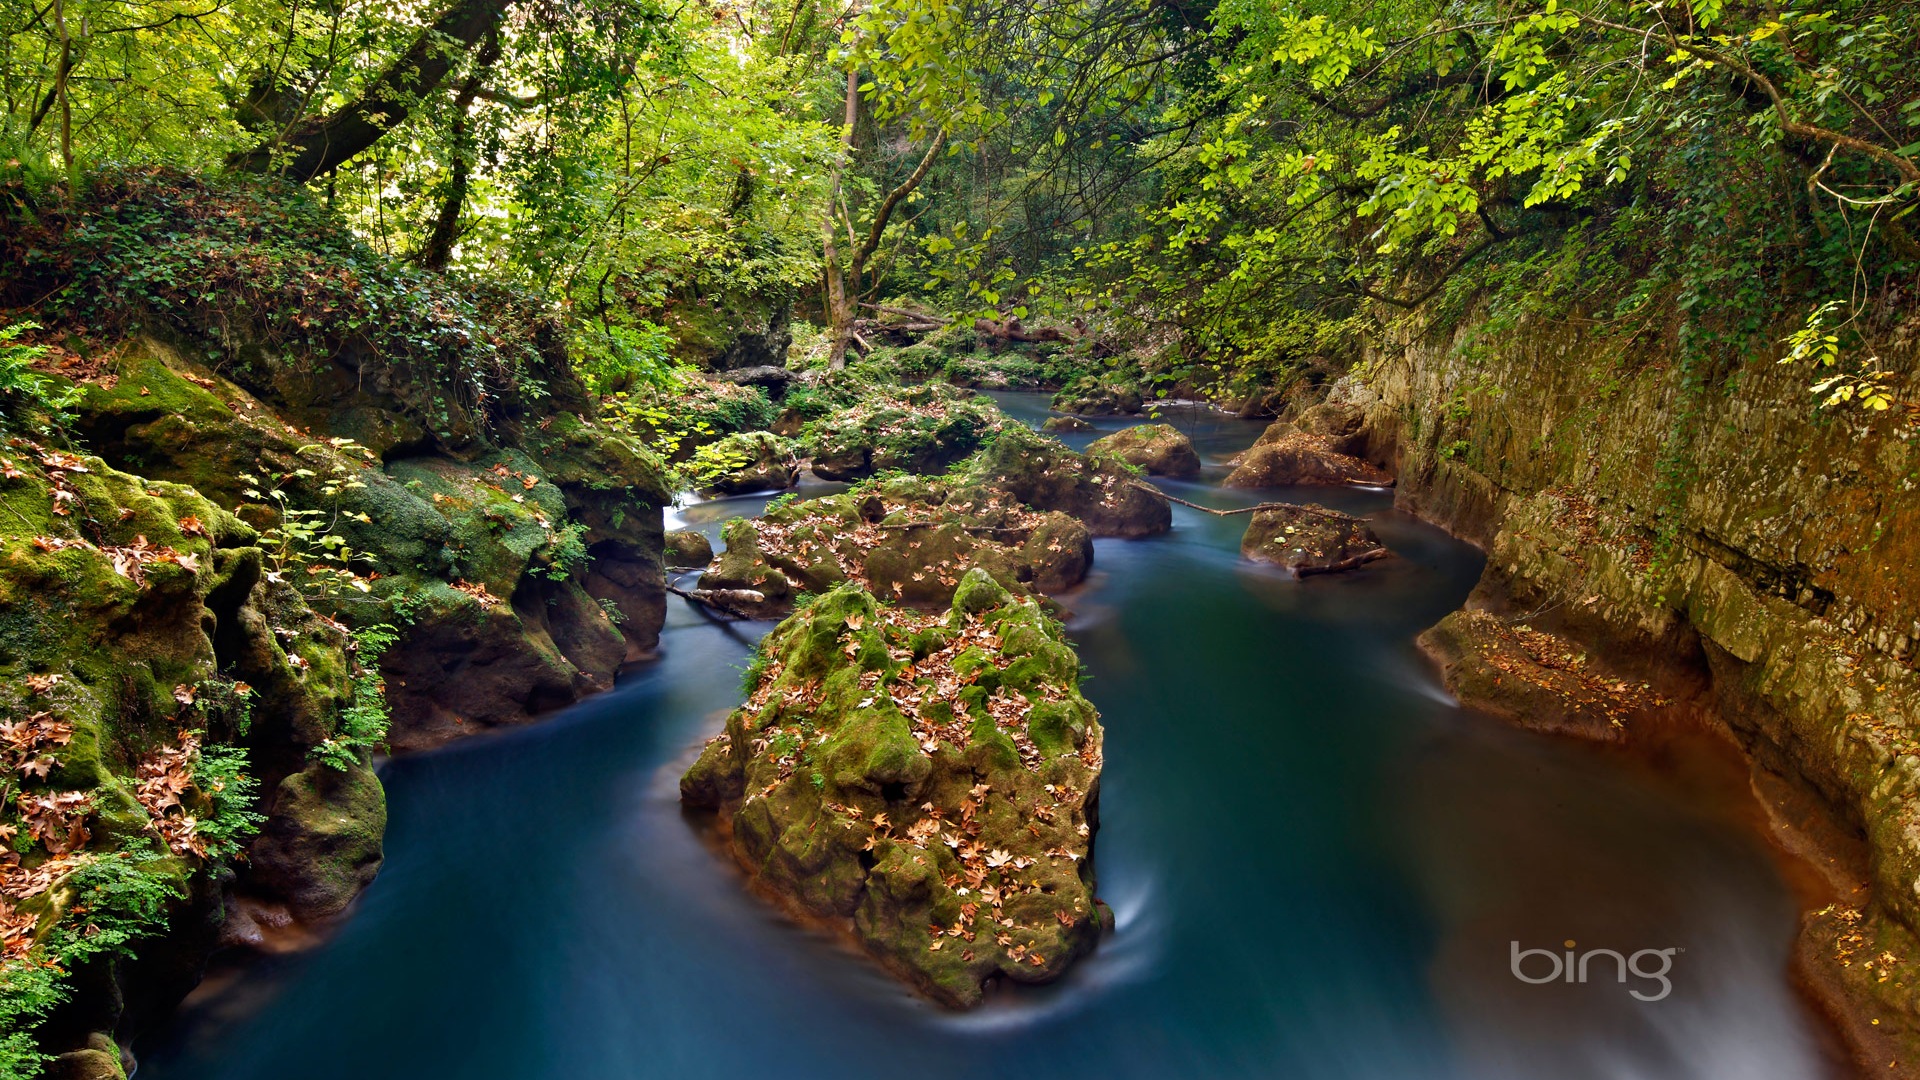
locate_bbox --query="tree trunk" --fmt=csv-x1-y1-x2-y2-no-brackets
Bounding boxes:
415,32,502,270
232,0,514,183
825,69,859,369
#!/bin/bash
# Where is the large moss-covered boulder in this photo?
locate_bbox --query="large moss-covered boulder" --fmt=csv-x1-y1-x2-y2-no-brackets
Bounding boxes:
664,529,714,568
963,426,1170,538
682,572,1104,1006
1224,431,1393,488
245,761,386,919
1240,504,1388,576
805,384,1004,482
1087,423,1200,478
1050,375,1142,416
694,431,799,495
699,475,1093,618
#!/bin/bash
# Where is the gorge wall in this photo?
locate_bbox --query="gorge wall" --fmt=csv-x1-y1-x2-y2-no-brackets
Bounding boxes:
1355,308,1920,1069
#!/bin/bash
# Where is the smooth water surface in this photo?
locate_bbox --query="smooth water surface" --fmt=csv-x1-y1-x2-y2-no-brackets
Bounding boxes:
141,395,1835,1080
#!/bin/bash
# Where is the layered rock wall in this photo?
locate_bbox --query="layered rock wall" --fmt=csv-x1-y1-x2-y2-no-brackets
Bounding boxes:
1359,309,1920,1058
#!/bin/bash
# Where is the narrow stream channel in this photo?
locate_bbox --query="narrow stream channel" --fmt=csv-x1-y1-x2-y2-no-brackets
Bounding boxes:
140,393,1836,1080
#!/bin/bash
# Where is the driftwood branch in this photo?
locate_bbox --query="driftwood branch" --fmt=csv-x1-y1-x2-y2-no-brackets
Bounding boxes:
667,583,765,620
1127,481,1364,523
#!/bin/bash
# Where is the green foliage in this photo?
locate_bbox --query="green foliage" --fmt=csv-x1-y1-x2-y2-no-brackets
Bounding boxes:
3,171,569,443
313,624,398,770
605,374,778,461
0,323,76,433
535,522,593,581
190,744,265,862
0,961,60,1080
239,440,378,598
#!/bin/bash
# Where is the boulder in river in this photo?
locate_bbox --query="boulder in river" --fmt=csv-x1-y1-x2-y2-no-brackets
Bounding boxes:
1050,376,1142,416
698,473,1093,618
1240,504,1388,575
1042,415,1094,434
1087,423,1201,478
966,425,1170,538
664,528,714,569
804,383,1003,482
1223,432,1392,488
1418,610,1669,742
681,571,1105,1007
695,431,800,495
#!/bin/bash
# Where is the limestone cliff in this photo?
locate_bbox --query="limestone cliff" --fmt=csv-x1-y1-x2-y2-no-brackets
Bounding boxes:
1355,309,1920,1069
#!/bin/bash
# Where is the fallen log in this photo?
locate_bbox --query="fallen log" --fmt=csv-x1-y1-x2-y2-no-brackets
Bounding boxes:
667,583,767,620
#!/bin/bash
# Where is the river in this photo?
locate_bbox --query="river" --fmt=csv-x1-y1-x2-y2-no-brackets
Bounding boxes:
139,392,1840,1080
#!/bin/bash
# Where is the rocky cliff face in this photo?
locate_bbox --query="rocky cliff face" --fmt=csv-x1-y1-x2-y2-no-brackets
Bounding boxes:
1356,310,1920,1068
67,338,668,751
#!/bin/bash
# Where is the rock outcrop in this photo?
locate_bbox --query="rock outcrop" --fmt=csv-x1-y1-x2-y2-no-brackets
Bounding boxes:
1224,431,1393,488
64,340,669,752
968,425,1171,538
1360,306,1920,1069
699,474,1093,619
1240,504,1388,575
681,572,1105,1006
695,431,799,496
1087,423,1201,478
0,447,383,1068
664,529,714,569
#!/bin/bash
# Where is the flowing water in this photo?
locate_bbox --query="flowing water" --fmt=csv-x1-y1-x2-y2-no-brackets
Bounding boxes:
140,393,1840,1080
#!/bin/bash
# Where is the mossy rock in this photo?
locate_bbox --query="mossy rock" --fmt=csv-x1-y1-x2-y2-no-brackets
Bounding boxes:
1240,504,1388,575
1086,423,1201,478
1041,415,1094,433
1418,610,1668,742
0,446,392,1057
962,426,1169,538
246,761,386,920
698,474,1093,618
63,339,667,732
664,529,714,568
1224,431,1393,488
803,383,1004,482
681,570,1103,1007
695,431,799,495
1050,375,1142,416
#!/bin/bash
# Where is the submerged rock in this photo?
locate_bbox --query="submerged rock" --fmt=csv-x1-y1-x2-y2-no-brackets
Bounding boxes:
1224,432,1392,488
1050,376,1142,416
699,474,1093,618
1241,504,1388,575
695,431,800,495
1042,415,1093,433
664,529,714,568
1418,610,1668,742
681,571,1104,1006
1087,423,1201,478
